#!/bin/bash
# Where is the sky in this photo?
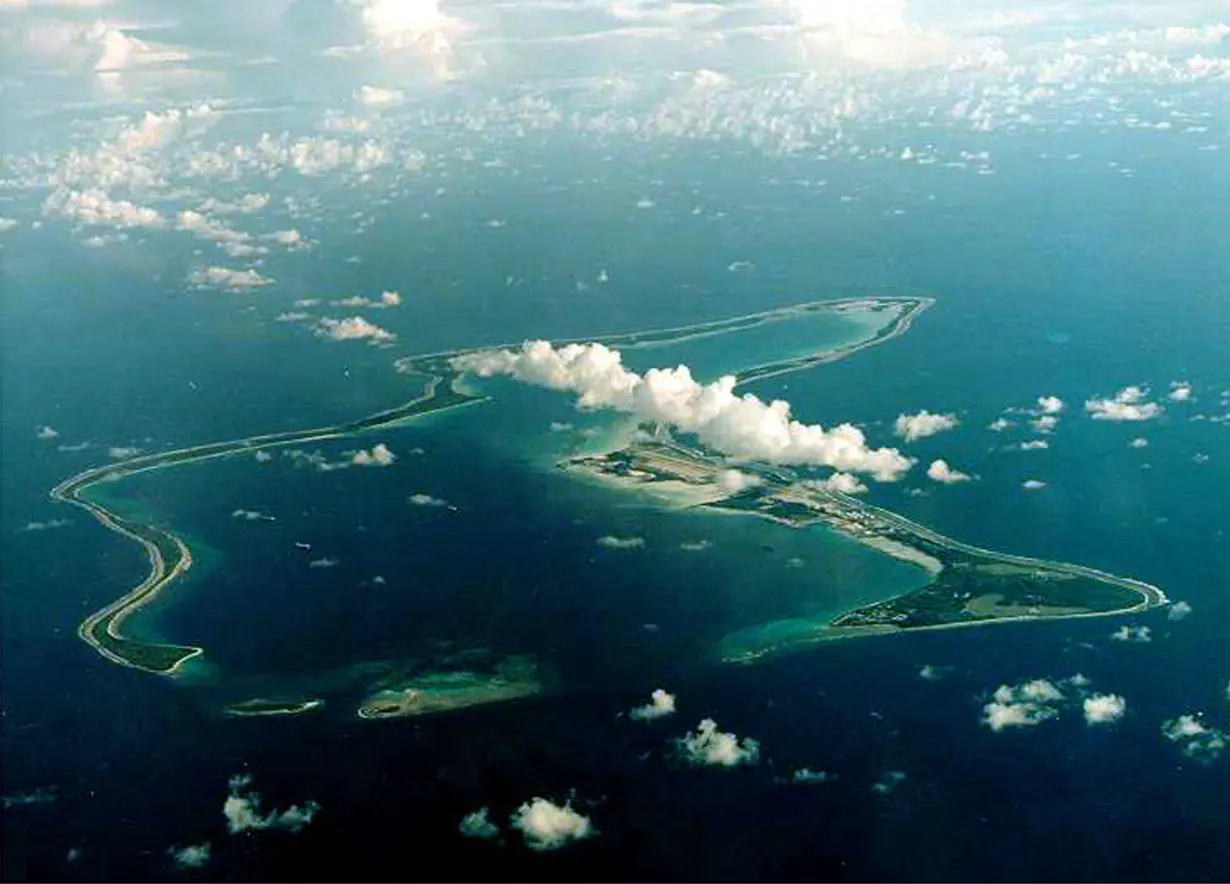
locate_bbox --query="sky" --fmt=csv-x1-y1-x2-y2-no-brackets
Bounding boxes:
0,0,1227,280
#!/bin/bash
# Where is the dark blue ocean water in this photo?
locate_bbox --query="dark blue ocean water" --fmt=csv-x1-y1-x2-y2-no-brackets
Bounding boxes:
2,130,1228,881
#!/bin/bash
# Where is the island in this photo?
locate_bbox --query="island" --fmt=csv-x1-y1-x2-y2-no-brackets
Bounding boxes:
565,433,1168,663
356,655,543,719
49,293,1165,683
223,698,325,717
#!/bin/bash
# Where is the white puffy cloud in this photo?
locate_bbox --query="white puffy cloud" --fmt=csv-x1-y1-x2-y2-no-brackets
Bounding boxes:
894,410,958,442
43,188,163,228
981,679,1065,731
358,85,406,107
988,418,1014,432
1019,439,1049,451
458,807,500,840
1168,601,1194,621
314,316,396,342
629,689,677,721
1022,479,1047,490
1035,396,1065,415
1168,382,1193,402
715,468,762,495
231,508,275,522
188,266,274,290
1130,437,1149,449
351,443,396,467
168,844,211,869
1162,714,1227,762
1030,415,1059,433
1083,693,1127,726
409,492,448,507
926,459,971,484
1086,386,1163,421
509,797,595,851
453,342,913,481
1110,625,1152,643
807,472,868,494
36,425,59,440
791,768,831,784
675,718,760,767
223,774,319,835
597,534,645,550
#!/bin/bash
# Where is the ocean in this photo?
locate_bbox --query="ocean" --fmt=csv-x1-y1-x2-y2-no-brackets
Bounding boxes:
2,129,1228,881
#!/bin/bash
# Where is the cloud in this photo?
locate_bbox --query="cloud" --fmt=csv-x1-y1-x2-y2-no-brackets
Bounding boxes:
1162,714,1226,762
43,188,163,228
1168,382,1193,403
807,472,868,494
1019,439,1049,451
918,664,950,681
981,679,1065,731
458,807,500,840
315,315,396,343
680,540,712,552
223,774,320,835
351,443,396,467
894,410,958,442
231,508,275,522
715,468,762,495
188,266,274,290
20,518,73,532
453,342,913,481
308,557,339,569
629,689,677,721
597,534,645,550
871,770,908,796
926,459,971,484
1129,437,1149,449
509,797,595,851
358,85,406,107
168,844,211,869
988,418,1014,432
1035,396,1065,415
36,425,59,440
1086,386,1163,421
1083,693,1127,726
1168,601,1193,622
108,446,142,459
791,768,831,784
1022,479,1047,490
1030,415,1059,433
1110,625,1151,643
409,492,449,507
676,718,760,767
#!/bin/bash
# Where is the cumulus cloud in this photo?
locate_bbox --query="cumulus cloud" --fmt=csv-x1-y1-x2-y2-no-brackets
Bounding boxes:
42,188,163,229
894,410,958,442
629,689,677,721
409,492,449,507
36,425,59,440
680,540,712,552
168,844,211,869
223,774,320,835
807,472,868,494
918,664,951,681
315,315,396,343
1019,439,1049,451
1168,382,1193,403
1022,479,1047,490
791,768,831,784
358,85,406,107
676,718,760,767
1168,601,1193,622
1162,714,1226,762
871,770,908,796
597,534,645,550
108,446,142,459
715,468,762,495
231,508,275,522
458,807,500,840
1130,437,1149,449
188,266,274,290
1086,386,1163,421
351,443,396,467
21,518,73,532
1083,693,1127,726
926,459,972,484
1110,625,1151,643
981,679,1065,731
509,798,595,851
1035,396,1065,415
452,342,913,481
1030,415,1059,433
988,418,1014,432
